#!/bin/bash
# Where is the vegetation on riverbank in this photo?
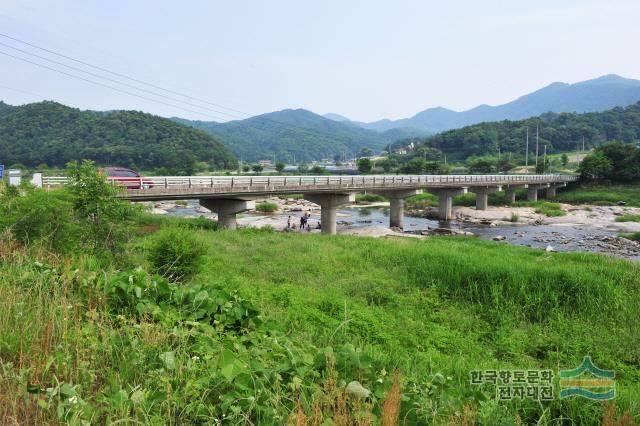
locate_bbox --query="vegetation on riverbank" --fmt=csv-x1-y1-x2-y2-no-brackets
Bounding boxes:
355,193,387,203
616,215,640,223
1,167,639,424
556,185,640,207
255,202,279,213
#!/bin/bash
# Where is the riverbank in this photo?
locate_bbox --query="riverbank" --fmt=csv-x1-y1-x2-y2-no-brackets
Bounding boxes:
151,197,640,259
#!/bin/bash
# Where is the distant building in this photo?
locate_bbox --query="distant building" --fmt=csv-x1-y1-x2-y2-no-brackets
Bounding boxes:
258,160,273,166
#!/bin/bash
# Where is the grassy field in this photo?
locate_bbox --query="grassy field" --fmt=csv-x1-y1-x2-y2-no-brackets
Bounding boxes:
1,172,639,424
556,185,640,207
4,218,638,424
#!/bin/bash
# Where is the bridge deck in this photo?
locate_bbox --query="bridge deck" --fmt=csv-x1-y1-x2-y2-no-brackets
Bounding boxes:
43,174,578,201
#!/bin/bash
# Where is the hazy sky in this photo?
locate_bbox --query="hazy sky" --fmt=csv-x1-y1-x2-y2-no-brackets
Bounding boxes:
1,0,639,122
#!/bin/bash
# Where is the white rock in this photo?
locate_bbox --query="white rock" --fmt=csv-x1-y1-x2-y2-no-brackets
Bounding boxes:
546,245,555,252
345,381,371,398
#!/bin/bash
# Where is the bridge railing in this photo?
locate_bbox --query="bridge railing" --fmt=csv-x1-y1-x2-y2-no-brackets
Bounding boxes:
41,174,578,190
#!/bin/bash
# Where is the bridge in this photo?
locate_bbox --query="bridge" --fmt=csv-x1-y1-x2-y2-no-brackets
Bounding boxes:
42,174,578,234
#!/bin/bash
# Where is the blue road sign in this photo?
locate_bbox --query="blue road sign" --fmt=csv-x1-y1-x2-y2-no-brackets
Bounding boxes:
0,165,4,179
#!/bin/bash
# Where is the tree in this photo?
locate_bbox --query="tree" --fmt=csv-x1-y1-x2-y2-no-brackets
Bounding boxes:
400,157,426,174
535,157,551,174
297,164,309,174
242,164,251,173
467,157,495,174
596,142,640,182
310,165,326,175
496,156,516,173
275,162,285,173
560,153,569,166
358,147,373,158
378,158,398,173
357,158,372,174
578,151,613,181
252,164,264,174
66,160,134,252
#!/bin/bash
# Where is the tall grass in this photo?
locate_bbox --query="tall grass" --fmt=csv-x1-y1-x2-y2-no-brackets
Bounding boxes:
615,215,640,222
1,201,639,423
557,185,640,207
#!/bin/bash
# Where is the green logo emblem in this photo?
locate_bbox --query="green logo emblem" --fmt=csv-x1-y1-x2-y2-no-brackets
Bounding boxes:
559,356,615,400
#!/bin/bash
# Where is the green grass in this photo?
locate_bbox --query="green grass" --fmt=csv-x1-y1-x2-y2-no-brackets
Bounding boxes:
2,210,639,423
513,200,567,217
557,185,640,207
276,193,303,200
534,201,567,217
255,201,279,213
192,229,639,423
615,215,640,223
620,232,640,242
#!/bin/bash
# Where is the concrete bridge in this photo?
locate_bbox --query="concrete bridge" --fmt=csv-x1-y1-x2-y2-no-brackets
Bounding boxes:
43,174,578,234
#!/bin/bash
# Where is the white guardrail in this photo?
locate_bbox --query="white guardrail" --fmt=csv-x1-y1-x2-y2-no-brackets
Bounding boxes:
41,174,578,190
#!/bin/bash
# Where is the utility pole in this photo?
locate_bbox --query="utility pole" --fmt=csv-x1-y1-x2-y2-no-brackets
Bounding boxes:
543,145,547,174
525,127,529,170
535,125,539,170
582,135,585,152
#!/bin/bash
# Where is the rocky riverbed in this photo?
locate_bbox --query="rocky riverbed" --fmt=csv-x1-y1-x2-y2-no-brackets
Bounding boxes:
149,198,640,260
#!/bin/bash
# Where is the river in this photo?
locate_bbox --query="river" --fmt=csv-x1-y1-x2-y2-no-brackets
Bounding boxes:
162,200,640,260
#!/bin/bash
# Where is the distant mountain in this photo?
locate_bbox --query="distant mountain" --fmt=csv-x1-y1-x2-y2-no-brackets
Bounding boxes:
0,101,237,173
359,74,640,132
322,112,351,122
174,109,424,163
394,101,640,162
0,101,14,119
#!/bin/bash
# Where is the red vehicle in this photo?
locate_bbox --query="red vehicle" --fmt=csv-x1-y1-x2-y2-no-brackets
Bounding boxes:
101,167,154,189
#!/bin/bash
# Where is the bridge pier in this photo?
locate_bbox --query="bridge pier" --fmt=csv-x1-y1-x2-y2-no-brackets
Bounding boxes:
504,185,525,204
428,188,465,220
470,186,501,211
546,183,566,199
304,193,355,235
527,184,550,202
372,189,422,230
200,198,255,230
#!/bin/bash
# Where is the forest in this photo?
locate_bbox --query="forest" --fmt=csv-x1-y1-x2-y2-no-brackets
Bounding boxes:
0,101,237,174
393,101,640,161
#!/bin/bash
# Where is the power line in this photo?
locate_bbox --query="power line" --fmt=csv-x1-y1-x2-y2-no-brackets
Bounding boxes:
0,32,404,159
0,49,229,121
0,32,253,118
0,40,241,119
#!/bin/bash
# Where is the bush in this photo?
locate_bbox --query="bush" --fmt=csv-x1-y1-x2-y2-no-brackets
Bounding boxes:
510,212,520,222
0,188,79,251
147,228,207,281
255,202,279,213
620,232,640,241
534,202,566,217
355,193,386,203
615,215,640,222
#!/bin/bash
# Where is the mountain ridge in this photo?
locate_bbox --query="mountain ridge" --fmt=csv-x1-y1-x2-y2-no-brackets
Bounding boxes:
324,74,640,133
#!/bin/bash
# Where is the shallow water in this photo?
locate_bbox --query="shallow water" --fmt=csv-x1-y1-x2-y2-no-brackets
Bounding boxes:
165,201,639,260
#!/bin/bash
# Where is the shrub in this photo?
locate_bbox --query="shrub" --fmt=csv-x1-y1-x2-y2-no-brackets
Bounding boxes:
619,232,640,241
0,188,79,251
509,212,520,222
147,228,207,281
256,202,278,213
355,193,386,203
615,215,640,222
534,202,566,217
